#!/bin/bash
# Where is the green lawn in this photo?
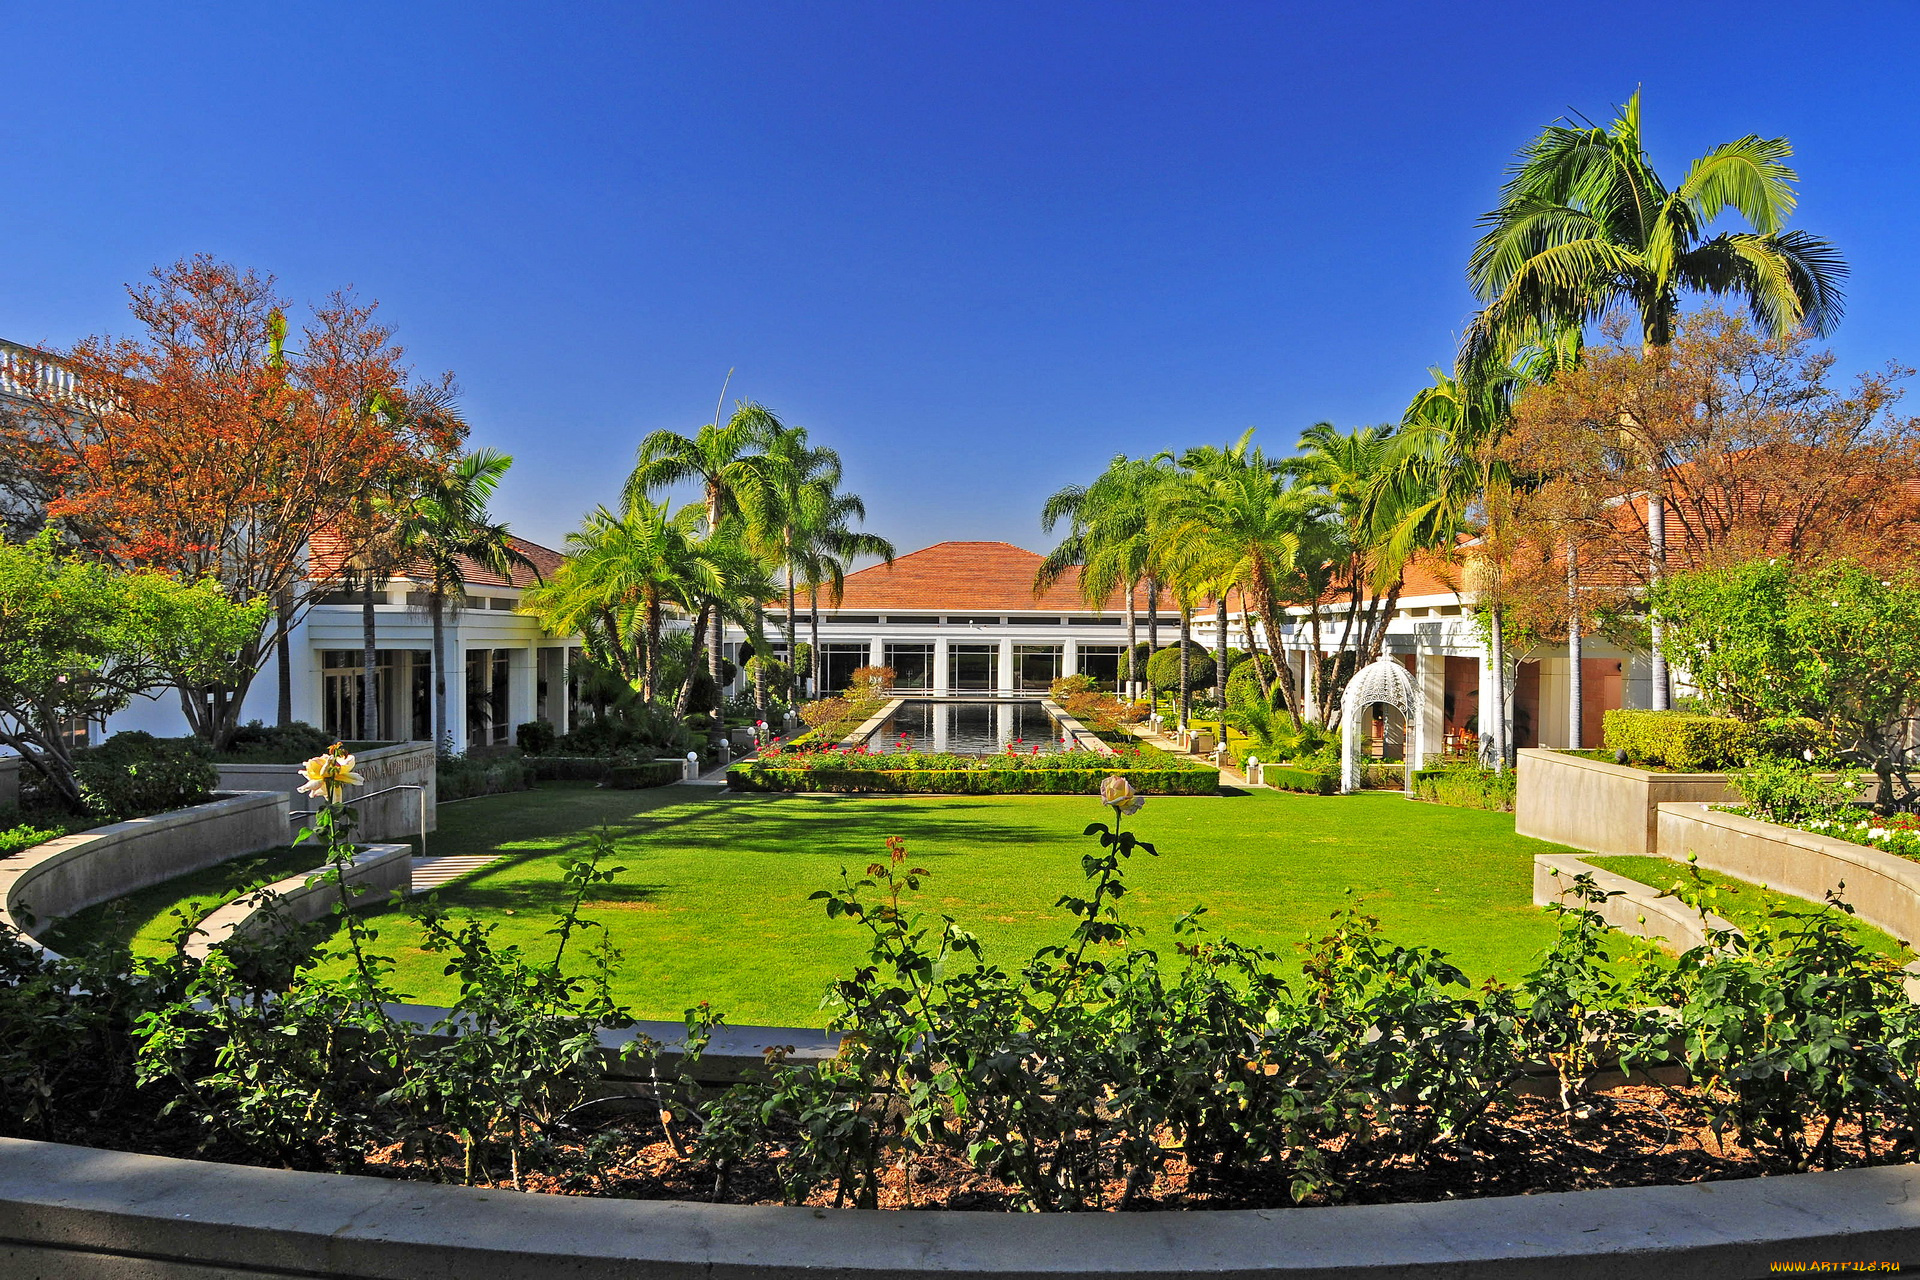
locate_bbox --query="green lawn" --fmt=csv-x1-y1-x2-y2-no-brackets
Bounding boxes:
44,844,326,960
1588,855,1914,964
292,781,1581,1026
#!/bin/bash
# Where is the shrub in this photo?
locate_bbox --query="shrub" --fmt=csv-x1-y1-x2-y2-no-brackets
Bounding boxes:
1259,764,1337,795
1601,709,1757,771
603,761,686,789
744,654,795,701
436,753,530,801
220,720,333,763
1145,643,1215,694
515,719,558,755
73,732,218,821
521,755,615,783
729,764,1218,796
1729,756,1863,826
0,819,66,856
846,665,894,695
1411,763,1517,812
1049,673,1099,700
800,696,853,729
1225,660,1269,709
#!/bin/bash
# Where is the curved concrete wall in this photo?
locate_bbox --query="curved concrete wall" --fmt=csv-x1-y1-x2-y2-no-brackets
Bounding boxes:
184,842,412,961
215,740,436,843
1515,748,1735,856
1532,851,1734,953
2,1137,1917,1277
0,790,289,960
1659,802,1920,949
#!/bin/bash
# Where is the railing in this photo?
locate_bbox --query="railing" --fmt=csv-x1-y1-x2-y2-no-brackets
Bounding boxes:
0,338,82,405
290,783,429,860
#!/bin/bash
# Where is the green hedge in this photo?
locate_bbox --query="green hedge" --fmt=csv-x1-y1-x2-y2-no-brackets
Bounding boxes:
1410,765,1516,812
603,761,686,790
1260,764,1337,795
1601,709,1756,771
524,755,616,783
436,755,531,802
728,765,1218,796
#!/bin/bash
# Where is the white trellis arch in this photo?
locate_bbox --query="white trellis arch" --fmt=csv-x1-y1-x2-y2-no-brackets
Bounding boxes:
1340,655,1422,797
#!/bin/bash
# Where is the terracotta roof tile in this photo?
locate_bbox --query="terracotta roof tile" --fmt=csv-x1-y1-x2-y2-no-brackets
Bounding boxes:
307,530,562,591
828,542,1175,614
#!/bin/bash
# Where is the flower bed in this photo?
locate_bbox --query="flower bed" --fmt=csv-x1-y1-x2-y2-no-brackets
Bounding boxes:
1755,811,1920,860
729,742,1218,795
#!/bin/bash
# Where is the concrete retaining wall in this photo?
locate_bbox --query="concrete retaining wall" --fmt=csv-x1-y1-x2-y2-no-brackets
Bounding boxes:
0,790,290,960
0,753,20,808
1515,748,1734,856
183,843,413,961
2,1137,1917,1277
216,740,436,843
1658,802,1920,949
1532,851,1733,953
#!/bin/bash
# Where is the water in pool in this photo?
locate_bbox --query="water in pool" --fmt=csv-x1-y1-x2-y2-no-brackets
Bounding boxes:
867,700,1071,755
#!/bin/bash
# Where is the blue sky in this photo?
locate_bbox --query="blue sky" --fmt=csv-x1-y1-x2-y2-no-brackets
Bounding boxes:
2,2,1914,554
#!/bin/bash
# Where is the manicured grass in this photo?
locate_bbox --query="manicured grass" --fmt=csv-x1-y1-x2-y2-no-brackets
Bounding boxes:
305,782,1583,1027
1589,855,1914,964
44,844,327,960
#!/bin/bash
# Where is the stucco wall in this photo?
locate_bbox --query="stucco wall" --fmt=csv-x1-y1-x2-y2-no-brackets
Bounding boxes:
215,740,436,843
1514,748,1735,855
184,843,412,961
0,790,290,960
0,754,20,809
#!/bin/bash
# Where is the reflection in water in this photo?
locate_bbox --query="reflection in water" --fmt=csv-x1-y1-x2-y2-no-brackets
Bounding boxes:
869,701,1070,755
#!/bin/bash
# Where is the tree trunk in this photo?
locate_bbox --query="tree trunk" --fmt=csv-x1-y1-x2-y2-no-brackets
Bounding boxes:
1489,610,1509,773
785,559,798,668
431,590,448,750
752,604,770,726
1124,588,1138,699
1146,579,1160,652
1648,493,1670,711
275,590,293,727
1178,609,1192,729
643,595,661,703
1214,597,1228,704
361,572,380,741
809,587,822,698
1567,541,1583,751
673,600,714,716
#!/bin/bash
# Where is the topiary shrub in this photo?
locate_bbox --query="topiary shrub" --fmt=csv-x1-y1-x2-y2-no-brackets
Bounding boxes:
515,719,558,755
1225,660,1269,709
1601,709,1759,771
1146,643,1215,694
73,732,219,821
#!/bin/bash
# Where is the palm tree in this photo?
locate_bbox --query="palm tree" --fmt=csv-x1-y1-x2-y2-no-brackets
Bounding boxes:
626,401,796,708
1468,90,1847,708
1037,455,1166,698
520,498,720,704
393,449,534,748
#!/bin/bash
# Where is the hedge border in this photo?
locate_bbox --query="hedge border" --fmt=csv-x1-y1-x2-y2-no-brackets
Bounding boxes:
1261,764,1337,795
727,765,1219,796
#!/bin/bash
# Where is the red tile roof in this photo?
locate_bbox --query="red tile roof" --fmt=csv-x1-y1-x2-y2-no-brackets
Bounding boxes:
827,542,1175,614
307,529,562,591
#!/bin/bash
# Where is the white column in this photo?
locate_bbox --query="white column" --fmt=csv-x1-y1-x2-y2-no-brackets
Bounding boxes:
997,638,1015,692
932,637,950,695
1062,636,1079,677
868,635,885,669
449,645,469,751
932,703,949,752
1416,648,1446,766
517,641,539,731
557,647,572,735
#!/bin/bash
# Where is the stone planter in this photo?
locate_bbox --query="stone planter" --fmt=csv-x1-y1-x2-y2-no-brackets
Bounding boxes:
215,741,436,843
1514,747,1735,856
1658,802,1920,951
3,1135,1918,1276
183,842,413,961
1532,850,1734,954
0,790,290,960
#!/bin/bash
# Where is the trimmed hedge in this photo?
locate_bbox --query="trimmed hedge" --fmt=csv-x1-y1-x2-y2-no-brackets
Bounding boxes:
1410,764,1516,812
1601,709,1754,771
436,755,531,802
524,755,617,783
603,761,686,790
728,765,1219,796
1260,764,1337,795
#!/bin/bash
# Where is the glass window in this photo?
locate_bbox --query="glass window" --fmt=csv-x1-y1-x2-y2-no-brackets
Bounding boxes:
948,643,997,691
884,643,934,689
1074,645,1122,690
1014,645,1062,691
822,643,870,695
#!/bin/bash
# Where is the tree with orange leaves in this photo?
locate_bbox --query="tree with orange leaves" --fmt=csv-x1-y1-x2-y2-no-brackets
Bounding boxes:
0,256,465,746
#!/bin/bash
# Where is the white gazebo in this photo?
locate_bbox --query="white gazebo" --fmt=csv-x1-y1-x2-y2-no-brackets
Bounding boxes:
1339,656,1422,797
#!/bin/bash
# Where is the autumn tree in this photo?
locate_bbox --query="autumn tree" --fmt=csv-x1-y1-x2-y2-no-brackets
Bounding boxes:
1497,310,1920,642
0,256,465,746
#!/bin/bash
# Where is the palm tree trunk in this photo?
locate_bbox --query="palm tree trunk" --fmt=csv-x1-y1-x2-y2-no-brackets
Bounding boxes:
361,572,380,741
1567,541,1583,750
1214,598,1228,704
644,594,662,703
785,564,798,673
431,589,448,750
1146,579,1160,652
1648,493,1669,710
752,604,770,726
673,600,714,716
1123,589,1138,699
809,587,822,698
275,590,293,727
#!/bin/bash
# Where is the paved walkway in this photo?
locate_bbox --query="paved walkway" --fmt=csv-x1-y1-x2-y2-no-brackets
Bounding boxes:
410,854,504,894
